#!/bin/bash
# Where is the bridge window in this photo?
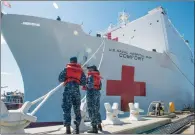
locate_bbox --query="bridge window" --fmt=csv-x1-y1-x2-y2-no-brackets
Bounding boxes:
150,23,152,25
157,20,159,22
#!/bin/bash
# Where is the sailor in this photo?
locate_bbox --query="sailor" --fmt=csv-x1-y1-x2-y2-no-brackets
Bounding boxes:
58,57,86,134
84,65,102,133
160,106,165,115
56,16,61,21
156,103,163,116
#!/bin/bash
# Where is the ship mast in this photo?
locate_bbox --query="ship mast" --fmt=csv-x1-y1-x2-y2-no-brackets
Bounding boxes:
118,10,130,26
98,10,130,37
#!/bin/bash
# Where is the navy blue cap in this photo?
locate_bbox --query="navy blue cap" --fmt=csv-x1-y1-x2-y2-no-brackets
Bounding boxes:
87,65,97,70
70,57,77,63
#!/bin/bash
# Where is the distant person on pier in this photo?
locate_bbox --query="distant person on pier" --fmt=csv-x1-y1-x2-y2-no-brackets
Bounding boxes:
83,65,103,133
155,103,163,116
58,57,86,134
56,16,61,21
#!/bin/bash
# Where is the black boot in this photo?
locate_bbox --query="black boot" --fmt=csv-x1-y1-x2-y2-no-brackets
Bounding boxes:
73,125,79,134
73,121,79,134
66,126,71,134
98,124,102,132
87,125,98,133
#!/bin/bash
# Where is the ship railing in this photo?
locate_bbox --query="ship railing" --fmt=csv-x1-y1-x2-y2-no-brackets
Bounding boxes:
167,19,194,57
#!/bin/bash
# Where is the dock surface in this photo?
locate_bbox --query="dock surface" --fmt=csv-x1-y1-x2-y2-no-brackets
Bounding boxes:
1,114,190,134
25,117,171,134
181,125,194,134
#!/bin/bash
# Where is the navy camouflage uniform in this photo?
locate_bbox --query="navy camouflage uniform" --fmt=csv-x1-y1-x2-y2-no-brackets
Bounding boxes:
58,66,86,127
86,73,102,126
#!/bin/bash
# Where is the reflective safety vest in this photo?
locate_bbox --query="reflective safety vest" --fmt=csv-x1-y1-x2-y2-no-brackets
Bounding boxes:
87,71,102,90
64,63,83,85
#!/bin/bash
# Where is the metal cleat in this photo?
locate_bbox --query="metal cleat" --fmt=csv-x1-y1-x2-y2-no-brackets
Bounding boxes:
0,100,37,134
103,102,124,125
129,102,144,121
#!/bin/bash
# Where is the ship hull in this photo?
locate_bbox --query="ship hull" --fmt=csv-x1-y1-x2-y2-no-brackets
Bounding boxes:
1,14,194,122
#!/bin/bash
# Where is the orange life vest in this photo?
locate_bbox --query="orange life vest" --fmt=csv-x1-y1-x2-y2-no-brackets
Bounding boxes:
87,71,102,90
64,63,83,85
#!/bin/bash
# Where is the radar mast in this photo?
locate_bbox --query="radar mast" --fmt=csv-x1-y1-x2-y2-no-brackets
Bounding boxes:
118,10,130,25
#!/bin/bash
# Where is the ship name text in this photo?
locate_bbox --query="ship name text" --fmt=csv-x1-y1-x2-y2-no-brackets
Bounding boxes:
109,48,152,61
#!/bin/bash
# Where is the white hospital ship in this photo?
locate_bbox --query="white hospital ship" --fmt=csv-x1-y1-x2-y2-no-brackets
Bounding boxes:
1,6,194,125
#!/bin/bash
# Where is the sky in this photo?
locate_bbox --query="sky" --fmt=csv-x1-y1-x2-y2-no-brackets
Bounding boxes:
1,1,194,94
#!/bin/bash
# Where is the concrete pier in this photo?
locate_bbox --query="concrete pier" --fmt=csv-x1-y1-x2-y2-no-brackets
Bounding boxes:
24,117,171,134
22,114,194,134
181,125,195,134
101,117,171,134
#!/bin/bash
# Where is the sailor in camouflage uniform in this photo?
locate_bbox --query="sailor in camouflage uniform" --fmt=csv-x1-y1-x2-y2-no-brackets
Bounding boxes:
85,65,102,133
58,57,86,134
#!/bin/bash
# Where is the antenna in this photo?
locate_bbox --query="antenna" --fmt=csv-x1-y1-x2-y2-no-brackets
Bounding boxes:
118,10,130,26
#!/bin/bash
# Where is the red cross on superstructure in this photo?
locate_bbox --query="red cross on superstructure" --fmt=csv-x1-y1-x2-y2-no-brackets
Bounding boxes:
106,65,146,111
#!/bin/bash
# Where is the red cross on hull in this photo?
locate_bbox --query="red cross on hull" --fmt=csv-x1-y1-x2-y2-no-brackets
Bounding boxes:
106,65,146,111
